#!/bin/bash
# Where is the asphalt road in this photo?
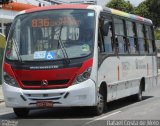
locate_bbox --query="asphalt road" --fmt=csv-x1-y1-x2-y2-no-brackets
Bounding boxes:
0,79,160,126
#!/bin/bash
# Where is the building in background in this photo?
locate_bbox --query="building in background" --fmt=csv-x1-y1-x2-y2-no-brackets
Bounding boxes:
0,0,72,36
0,2,37,35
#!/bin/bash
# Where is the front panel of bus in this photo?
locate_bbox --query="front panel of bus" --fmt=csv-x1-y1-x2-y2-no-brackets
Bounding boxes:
2,9,97,108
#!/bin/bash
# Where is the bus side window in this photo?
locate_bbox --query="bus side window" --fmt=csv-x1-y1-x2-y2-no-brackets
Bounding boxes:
116,36,126,54
137,23,145,54
103,22,114,54
114,18,127,54
126,21,137,54
145,25,153,54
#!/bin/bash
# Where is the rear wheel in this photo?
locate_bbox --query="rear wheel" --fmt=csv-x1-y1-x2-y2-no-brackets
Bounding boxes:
134,84,143,101
13,108,29,118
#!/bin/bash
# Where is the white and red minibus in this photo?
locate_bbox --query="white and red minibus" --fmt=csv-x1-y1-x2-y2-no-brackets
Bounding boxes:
2,4,157,117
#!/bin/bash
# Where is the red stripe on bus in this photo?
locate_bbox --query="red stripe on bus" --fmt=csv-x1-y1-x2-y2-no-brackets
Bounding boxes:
3,58,93,89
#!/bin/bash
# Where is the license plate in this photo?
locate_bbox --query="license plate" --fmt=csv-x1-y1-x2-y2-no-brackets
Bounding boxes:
36,101,53,108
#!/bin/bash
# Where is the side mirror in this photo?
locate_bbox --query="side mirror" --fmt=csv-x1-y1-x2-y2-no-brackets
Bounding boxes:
102,21,110,36
5,23,12,39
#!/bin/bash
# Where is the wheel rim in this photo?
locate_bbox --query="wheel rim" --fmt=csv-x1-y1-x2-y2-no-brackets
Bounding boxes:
138,86,142,100
139,90,142,100
97,94,104,113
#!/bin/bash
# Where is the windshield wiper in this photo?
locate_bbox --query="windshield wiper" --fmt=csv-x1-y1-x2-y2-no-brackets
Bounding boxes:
58,25,70,64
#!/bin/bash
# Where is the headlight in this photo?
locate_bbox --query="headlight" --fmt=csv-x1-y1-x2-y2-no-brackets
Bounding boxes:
74,67,92,84
3,71,19,87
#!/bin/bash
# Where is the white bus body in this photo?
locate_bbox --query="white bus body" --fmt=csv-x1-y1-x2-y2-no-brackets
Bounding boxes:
2,4,157,117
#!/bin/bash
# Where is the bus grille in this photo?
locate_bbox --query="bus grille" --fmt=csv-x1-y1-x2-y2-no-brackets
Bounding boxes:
22,80,69,86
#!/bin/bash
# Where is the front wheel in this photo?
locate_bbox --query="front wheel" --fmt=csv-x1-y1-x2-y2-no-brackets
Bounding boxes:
13,108,29,118
92,90,107,115
94,93,104,115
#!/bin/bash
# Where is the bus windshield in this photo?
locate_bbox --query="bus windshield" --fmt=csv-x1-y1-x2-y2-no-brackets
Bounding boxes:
6,9,95,61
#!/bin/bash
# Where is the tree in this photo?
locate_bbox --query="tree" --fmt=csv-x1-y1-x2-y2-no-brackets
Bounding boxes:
149,0,160,14
155,30,160,40
106,0,134,13
149,0,160,28
134,1,150,18
0,0,10,4
134,0,160,28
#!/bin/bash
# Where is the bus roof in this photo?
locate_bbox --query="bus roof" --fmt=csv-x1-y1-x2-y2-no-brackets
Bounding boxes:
103,7,152,25
24,4,89,13
20,4,152,25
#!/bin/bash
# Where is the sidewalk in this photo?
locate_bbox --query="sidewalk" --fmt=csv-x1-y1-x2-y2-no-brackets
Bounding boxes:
0,85,4,103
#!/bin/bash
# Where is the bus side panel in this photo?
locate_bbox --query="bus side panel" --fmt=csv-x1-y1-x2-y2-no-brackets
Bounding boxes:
145,55,158,91
151,56,158,87
98,55,156,102
98,57,119,101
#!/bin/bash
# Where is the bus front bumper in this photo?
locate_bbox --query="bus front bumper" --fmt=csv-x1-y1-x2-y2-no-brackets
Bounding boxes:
2,79,96,108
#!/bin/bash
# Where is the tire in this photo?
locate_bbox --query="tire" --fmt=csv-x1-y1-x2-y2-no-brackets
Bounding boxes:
134,84,143,101
93,88,107,115
13,108,29,118
92,93,104,115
